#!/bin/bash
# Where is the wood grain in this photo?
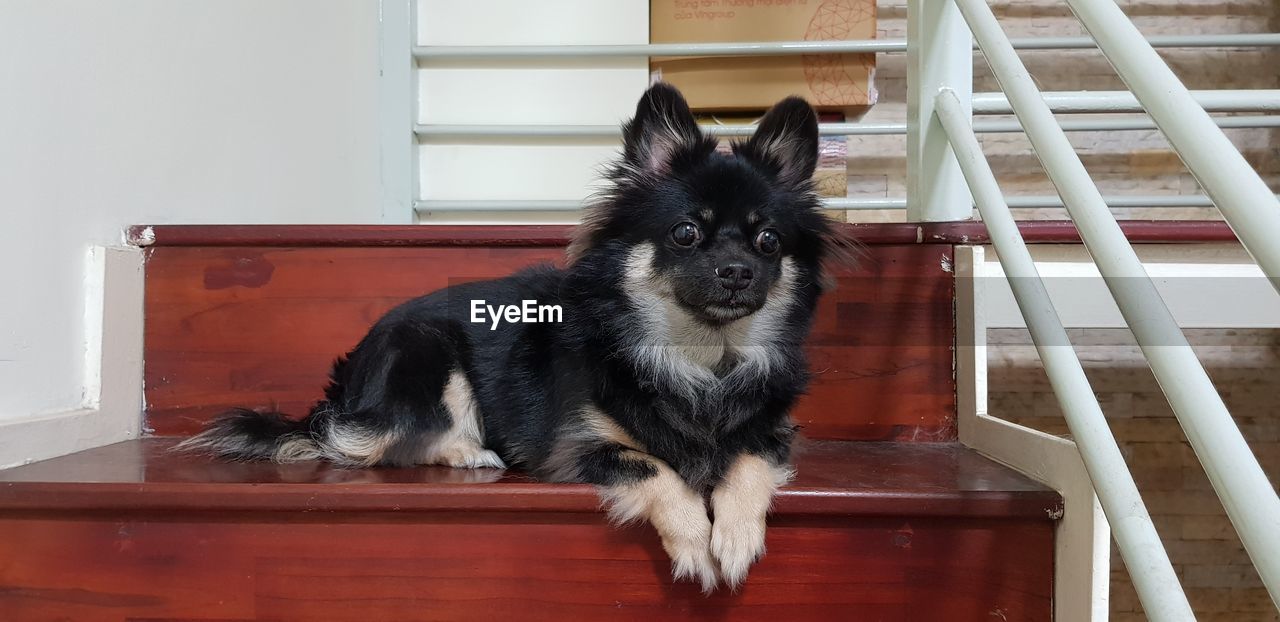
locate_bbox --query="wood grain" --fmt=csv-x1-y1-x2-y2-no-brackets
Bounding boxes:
0,439,1057,621
0,515,1053,621
0,438,1062,518
128,220,1240,247
143,244,956,440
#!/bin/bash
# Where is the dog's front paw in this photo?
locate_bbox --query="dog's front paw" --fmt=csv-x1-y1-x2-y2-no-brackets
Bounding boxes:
661,524,719,593
710,514,766,589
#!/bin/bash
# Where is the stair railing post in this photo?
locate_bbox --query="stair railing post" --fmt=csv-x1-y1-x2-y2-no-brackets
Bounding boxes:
907,0,974,222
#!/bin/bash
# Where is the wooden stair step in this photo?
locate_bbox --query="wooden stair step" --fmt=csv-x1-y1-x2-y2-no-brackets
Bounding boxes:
0,438,1060,517
0,438,1059,621
141,240,958,441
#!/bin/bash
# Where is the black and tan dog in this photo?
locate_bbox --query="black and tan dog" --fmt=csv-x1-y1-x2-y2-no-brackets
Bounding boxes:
180,83,835,591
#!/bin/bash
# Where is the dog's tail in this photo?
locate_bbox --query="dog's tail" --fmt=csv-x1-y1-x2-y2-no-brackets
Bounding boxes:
173,407,323,462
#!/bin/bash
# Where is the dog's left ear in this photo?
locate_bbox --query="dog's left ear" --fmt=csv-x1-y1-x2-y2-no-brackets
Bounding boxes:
740,96,819,187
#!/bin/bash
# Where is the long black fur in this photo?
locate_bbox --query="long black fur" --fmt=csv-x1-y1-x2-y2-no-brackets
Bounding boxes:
181,83,834,494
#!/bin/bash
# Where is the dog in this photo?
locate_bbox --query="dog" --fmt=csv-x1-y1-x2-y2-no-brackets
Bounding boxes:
179,83,835,591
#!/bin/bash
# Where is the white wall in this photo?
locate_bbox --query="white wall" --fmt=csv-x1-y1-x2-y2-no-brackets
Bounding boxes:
0,0,383,420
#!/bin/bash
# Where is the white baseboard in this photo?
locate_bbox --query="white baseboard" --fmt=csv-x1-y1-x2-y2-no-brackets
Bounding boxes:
981,243,1279,329
0,246,144,469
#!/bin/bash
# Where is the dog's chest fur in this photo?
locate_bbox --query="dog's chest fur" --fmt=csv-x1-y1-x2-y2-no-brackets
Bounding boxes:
596,243,803,488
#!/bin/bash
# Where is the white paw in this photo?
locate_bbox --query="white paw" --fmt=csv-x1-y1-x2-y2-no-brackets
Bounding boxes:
455,448,507,469
662,528,719,593
435,446,506,469
710,515,766,590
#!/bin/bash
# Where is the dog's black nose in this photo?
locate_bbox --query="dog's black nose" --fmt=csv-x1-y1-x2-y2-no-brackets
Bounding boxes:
716,263,753,290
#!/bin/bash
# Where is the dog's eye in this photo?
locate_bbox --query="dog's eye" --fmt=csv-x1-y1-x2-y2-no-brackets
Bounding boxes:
671,222,702,247
755,229,781,255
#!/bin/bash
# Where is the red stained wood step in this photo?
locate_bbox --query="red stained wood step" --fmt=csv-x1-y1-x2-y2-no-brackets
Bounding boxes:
128,220,1240,247
0,438,1060,518
142,244,957,441
0,439,1059,621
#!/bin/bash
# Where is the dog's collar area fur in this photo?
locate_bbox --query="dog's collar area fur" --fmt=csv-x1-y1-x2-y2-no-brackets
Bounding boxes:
615,242,800,401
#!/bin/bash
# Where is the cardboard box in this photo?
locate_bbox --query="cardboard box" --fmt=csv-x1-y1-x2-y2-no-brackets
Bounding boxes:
650,0,877,112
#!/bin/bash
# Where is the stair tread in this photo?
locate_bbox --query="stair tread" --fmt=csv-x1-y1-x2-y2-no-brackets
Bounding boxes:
0,438,1061,519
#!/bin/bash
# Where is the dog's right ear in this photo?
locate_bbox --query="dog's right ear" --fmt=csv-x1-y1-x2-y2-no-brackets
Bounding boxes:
739,96,819,188
622,83,702,174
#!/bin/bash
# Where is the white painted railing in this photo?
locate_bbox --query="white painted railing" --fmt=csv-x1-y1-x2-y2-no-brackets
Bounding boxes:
410,35,1280,221
413,193,1278,214
942,0,1280,616
1064,0,1280,292
416,115,1280,139
936,86,1195,621
972,90,1280,114
414,33,1280,58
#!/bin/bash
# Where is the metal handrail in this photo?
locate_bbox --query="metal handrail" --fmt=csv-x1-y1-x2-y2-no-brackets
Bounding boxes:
935,86,1194,621
415,115,1280,139
414,33,1280,59
954,0,1280,614
1066,0,1280,294
412,194,1271,214
973,90,1280,114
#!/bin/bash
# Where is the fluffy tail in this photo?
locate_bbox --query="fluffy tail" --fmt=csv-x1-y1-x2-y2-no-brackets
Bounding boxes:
173,408,322,462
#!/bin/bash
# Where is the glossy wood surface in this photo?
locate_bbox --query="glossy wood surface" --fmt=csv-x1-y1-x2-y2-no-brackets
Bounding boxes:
0,439,1057,621
0,515,1053,621
129,220,1239,247
11,219,1077,620
143,244,956,440
0,438,1061,518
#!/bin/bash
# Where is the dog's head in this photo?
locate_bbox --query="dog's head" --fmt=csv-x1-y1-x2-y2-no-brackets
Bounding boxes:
569,83,831,326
